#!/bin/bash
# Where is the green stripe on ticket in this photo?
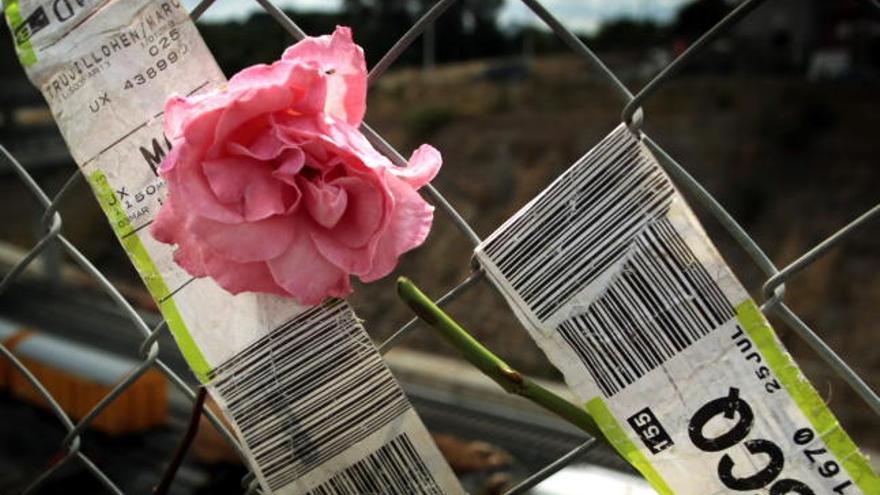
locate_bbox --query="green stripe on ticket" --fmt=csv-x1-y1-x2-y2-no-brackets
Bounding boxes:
736,300,880,493
586,396,674,495
4,0,37,66
87,170,212,381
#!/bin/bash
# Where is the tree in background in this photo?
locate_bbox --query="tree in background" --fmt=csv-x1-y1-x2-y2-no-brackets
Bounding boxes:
197,0,510,75
672,0,728,40
341,0,509,65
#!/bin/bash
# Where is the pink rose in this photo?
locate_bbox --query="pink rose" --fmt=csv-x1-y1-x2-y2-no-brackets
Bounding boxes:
151,26,441,305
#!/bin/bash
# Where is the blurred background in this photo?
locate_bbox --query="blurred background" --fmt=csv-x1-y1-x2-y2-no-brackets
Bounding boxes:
1,0,879,493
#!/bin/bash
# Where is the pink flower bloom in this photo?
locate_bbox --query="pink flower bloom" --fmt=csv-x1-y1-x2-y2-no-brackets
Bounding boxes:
151,26,441,306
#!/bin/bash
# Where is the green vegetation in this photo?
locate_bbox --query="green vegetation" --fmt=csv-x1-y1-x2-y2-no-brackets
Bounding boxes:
404,104,457,141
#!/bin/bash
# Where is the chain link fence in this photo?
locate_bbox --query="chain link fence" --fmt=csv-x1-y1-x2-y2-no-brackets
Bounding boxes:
1,0,878,493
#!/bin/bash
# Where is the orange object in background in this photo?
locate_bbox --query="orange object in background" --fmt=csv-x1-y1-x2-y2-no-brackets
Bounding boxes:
0,319,167,435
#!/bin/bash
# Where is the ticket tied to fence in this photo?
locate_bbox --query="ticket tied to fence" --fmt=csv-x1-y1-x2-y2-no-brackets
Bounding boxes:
5,1,463,493
474,124,879,495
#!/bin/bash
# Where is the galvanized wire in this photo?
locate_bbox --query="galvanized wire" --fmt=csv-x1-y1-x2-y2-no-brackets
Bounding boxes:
379,269,485,354
0,0,877,493
503,439,598,495
620,0,769,129
0,144,248,492
367,0,459,85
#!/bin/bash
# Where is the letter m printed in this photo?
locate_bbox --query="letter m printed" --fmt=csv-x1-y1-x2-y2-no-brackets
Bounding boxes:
140,136,172,175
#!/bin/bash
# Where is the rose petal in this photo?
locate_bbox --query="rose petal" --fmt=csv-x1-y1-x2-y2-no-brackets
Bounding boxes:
301,140,331,166
318,121,391,172
227,58,326,108
190,215,294,263
164,92,229,146
282,26,367,126
151,193,208,277
243,175,287,221
307,173,389,276
151,192,182,245
163,94,193,142
267,219,353,305
388,144,442,189
282,181,303,214
152,194,286,296
210,88,293,158
325,175,386,248
271,113,328,146
301,179,348,228
201,153,287,221
360,174,434,282
162,150,243,224
173,246,208,278
272,148,306,186
228,60,326,117
227,128,287,161
202,247,289,297
203,62,326,159
202,156,270,204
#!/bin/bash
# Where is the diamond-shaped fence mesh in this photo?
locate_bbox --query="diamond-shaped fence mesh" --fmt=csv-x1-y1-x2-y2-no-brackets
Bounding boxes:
0,0,878,493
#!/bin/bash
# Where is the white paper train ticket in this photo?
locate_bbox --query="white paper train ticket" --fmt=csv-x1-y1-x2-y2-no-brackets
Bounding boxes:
5,1,462,493
475,124,879,494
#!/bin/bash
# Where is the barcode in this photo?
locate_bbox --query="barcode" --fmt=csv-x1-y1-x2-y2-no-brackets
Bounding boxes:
306,433,444,495
557,218,734,397
481,125,674,321
208,300,411,491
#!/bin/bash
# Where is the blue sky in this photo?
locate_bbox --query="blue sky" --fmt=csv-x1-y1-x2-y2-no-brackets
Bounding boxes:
183,0,692,34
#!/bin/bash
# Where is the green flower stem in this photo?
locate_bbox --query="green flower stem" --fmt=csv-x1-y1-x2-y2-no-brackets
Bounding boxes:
396,277,606,443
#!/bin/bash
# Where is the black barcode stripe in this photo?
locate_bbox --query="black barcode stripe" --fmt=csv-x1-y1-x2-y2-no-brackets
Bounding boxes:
514,160,666,298
267,388,407,489
306,433,443,495
562,311,626,394
215,313,345,401
624,259,689,352
486,129,636,266
631,235,707,344
491,132,635,273
557,219,734,396
254,368,403,477
655,219,731,323
209,301,412,490
238,353,388,437
481,126,675,320
486,129,632,254
602,289,655,375
499,140,643,281
614,266,678,359
635,236,709,339
233,333,376,431
525,177,673,317
640,226,726,334
633,244,709,344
